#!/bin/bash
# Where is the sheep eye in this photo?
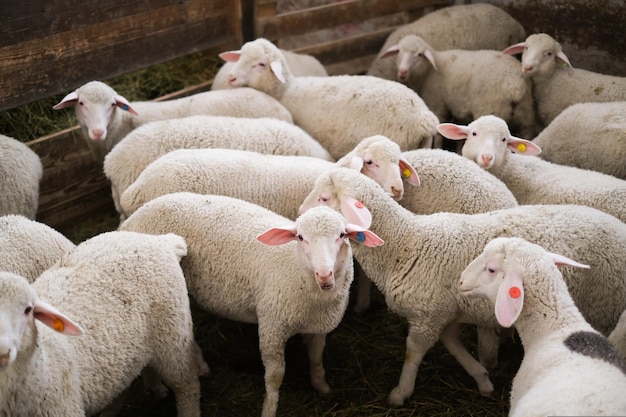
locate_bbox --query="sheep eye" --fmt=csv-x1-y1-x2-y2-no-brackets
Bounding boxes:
365,159,373,165
546,52,553,56
487,268,495,273
258,62,266,67
297,234,303,241
339,232,345,238
320,196,329,203
472,132,477,136
79,101,84,106
501,137,506,142
24,306,32,315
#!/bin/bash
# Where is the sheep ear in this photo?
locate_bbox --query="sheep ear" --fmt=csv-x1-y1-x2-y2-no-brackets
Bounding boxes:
437,123,469,140
349,155,364,171
340,196,373,229
556,51,573,71
502,42,526,56
494,270,524,328
219,50,241,62
53,91,79,110
344,224,384,247
380,45,400,59
34,299,84,336
257,225,298,246
114,94,138,115
270,60,286,83
399,157,420,186
546,252,590,269
506,136,541,155
424,49,438,71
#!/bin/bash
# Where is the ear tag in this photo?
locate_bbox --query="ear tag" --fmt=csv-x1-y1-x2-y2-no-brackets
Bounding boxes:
120,104,129,111
53,318,65,332
354,200,364,209
509,286,521,299
517,143,526,153
355,231,365,242
402,168,411,178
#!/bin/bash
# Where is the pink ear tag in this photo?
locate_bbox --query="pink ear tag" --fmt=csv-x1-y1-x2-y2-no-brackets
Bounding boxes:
509,286,521,299
402,168,411,178
517,143,526,153
53,318,65,332
355,200,364,208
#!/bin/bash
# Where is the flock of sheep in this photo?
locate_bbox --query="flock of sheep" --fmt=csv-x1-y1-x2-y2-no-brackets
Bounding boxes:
1,3,625,417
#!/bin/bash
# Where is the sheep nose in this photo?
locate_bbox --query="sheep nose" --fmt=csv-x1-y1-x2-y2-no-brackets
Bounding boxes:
398,69,408,81
521,65,533,74
227,75,237,86
0,349,11,368
91,129,105,140
391,186,403,200
481,154,493,164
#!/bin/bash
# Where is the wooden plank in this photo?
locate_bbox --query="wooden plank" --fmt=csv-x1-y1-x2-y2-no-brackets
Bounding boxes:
0,0,240,112
255,0,450,39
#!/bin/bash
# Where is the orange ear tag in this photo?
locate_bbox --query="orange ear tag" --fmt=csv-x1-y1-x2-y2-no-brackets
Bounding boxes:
354,200,364,208
517,143,526,153
509,286,521,299
402,168,411,178
53,318,65,332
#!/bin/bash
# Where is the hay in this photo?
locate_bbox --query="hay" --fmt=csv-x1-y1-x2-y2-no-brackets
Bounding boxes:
0,50,224,143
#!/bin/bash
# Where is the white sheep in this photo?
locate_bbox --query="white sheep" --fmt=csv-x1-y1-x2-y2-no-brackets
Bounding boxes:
0,134,43,220
438,114,626,223
53,80,294,162
102,114,333,220
460,237,626,416
219,38,439,159
609,309,626,360
378,34,537,140
367,3,526,82
298,167,626,406
212,48,328,90
531,101,626,180
503,33,626,127
119,192,383,417
0,231,203,417
0,214,75,282
119,135,420,219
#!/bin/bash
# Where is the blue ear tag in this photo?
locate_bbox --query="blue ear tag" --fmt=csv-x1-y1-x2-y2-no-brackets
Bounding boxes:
120,103,129,111
355,231,365,242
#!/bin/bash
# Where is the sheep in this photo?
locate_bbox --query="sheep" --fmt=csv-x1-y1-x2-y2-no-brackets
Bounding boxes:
503,33,626,127
119,135,420,219
438,114,626,223
367,3,526,82
531,101,626,180
0,134,43,220
0,231,203,417
609,309,626,360
53,80,294,162
378,35,537,140
102,114,333,220
119,192,383,417
219,38,439,159
460,237,626,416
212,48,328,90
298,167,626,406
0,214,75,282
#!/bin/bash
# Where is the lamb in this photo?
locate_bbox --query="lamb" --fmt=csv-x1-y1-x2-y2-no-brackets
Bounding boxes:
378,35,537,139
0,134,43,219
531,101,626,180
219,38,439,159
212,48,327,90
367,3,526,82
0,231,203,417
438,114,626,223
298,167,626,406
119,192,383,417
503,33,626,127
0,214,75,282
460,237,626,416
53,80,294,162
119,135,420,219
102,114,333,219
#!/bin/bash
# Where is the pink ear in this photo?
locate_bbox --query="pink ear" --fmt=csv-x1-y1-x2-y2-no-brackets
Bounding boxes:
257,225,298,246
219,51,241,62
556,51,573,70
546,252,590,269
424,49,438,71
53,91,79,110
340,196,373,229
506,136,542,155
349,155,364,171
494,271,524,328
344,224,384,247
502,42,526,56
34,299,84,336
270,60,286,83
114,94,138,115
380,45,400,59
437,123,469,140
399,158,420,186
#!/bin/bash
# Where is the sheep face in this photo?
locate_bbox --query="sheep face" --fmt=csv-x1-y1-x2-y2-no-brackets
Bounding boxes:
504,33,573,78
380,35,436,83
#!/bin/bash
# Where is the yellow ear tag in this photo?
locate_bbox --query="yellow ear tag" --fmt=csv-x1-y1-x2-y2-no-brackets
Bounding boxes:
53,318,65,332
403,168,411,178
517,143,526,153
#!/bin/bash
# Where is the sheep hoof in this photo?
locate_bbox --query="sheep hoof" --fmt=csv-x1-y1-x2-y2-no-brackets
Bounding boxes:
478,380,494,397
387,387,407,408
312,379,331,395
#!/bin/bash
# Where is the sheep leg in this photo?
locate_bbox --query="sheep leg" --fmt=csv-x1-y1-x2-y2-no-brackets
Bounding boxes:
476,325,500,369
302,333,331,394
440,322,494,395
353,260,371,314
388,322,439,407
259,332,287,417
141,366,169,399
